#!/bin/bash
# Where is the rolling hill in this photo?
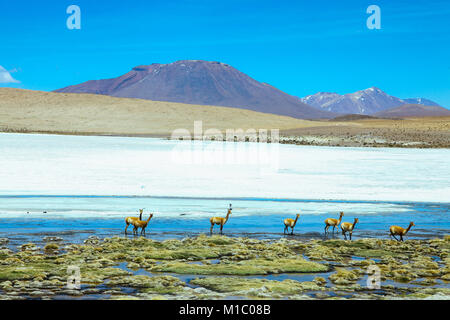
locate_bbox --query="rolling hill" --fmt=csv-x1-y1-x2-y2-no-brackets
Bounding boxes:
0,88,326,136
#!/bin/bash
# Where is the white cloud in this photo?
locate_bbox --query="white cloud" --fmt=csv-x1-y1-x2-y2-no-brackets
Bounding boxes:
0,65,20,84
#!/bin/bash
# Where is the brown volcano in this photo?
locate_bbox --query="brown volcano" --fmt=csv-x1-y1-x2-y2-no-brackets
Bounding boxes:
55,60,335,119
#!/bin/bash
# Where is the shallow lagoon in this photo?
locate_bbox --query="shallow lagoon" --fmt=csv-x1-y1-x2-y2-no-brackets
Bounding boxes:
0,196,448,249
0,133,448,245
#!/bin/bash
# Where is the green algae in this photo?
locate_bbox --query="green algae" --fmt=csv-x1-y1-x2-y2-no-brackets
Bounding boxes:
150,257,328,275
0,265,51,281
329,268,361,285
107,275,185,294
190,276,322,298
143,248,231,260
0,235,449,300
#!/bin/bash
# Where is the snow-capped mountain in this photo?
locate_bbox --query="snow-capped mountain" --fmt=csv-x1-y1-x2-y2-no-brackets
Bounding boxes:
301,87,442,115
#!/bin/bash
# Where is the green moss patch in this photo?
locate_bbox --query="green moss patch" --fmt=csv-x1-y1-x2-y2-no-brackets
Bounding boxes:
190,276,322,298
150,257,328,275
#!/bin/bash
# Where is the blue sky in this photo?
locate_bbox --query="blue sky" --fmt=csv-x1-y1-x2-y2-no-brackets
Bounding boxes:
1,0,449,106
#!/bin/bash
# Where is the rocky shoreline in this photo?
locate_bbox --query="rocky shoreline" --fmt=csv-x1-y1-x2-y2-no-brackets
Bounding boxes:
2,117,450,149
278,134,448,149
0,235,449,300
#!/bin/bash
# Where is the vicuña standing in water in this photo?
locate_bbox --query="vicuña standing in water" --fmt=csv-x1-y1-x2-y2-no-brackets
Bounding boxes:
124,208,144,234
341,217,358,240
324,211,344,234
389,222,415,241
210,204,232,234
283,212,300,235
132,213,154,236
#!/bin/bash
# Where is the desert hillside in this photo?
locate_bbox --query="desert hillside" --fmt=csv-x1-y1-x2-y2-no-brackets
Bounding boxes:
0,88,326,136
373,104,450,118
1,88,449,148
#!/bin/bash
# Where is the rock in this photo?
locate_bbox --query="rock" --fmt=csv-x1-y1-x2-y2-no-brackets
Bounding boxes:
289,294,313,300
441,273,450,281
0,281,13,291
313,277,327,286
84,236,100,245
19,243,39,252
103,290,123,295
44,243,59,253
109,295,142,300
127,262,140,269
314,292,329,299
0,248,13,255
412,278,438,286
58,289,83,296
391,269,417,282
0,294,24,300
0,257,24,266
82,288,102,294
108,275,185,295
43,236,63,242
29,290,54,297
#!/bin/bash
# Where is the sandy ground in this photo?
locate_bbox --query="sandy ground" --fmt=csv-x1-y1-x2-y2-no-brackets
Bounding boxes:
280,118,450,148
0,88,321,135
1,88,449,148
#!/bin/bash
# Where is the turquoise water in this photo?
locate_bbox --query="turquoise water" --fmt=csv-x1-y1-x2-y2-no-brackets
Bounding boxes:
0,196,448,249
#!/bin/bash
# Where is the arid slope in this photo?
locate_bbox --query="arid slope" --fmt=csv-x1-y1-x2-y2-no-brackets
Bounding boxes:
1,88,448,148
0,88,325,136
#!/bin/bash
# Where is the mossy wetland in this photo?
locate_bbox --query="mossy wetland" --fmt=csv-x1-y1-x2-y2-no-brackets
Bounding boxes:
0,234,448,300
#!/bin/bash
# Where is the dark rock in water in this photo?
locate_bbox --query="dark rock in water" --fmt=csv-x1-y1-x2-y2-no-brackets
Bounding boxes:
84,235,101,245
58,289,83,296
43,236,63,242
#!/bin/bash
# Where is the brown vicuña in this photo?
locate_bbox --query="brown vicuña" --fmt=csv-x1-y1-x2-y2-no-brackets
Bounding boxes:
124,209,144,234
324,211,344,234
283,213,300,235
389,222,415,241
210,205,232,234
341,217,359,240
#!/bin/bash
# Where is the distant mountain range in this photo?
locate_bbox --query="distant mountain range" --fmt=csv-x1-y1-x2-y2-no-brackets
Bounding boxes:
55,60,447,119
300,87,443,115
373,104,450,118
55,60,333,119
